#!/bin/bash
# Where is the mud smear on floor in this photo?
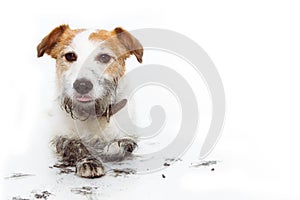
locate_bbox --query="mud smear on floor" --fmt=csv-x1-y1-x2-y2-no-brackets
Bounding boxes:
163,157,183,167
12,191,52,200
33,191,52,199
50,163,75,174
165,158,183,162
190,160,218,167
12,197,30,200
71,186,98,195
110,168,136,177
163,163,171,166
5,173,35,180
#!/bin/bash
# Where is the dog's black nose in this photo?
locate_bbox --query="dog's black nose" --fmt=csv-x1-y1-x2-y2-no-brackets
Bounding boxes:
73,78,93,94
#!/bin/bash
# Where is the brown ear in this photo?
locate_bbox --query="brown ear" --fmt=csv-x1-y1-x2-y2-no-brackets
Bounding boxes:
114,27,143,63
37,24,70,58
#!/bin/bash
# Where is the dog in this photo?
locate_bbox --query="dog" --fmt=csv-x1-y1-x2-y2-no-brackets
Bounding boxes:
37,24,143,178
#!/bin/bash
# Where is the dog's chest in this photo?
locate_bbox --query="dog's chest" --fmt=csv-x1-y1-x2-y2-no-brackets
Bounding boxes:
49,105,119,141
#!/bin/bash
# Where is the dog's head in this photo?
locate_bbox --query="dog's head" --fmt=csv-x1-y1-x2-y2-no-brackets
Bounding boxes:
37,25,143,120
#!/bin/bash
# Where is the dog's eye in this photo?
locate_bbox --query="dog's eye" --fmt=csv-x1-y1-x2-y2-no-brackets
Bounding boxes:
64,52,77,62
97,54,111,63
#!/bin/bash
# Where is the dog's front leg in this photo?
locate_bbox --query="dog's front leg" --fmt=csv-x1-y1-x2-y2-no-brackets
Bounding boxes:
101,138,137,162
53,136,105,178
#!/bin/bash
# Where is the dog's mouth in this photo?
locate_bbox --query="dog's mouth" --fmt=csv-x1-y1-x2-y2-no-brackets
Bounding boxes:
62,95,110,120
61,94,127,121
75,95,93,103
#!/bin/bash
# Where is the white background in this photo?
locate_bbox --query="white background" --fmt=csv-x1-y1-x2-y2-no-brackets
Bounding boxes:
1,0,300,199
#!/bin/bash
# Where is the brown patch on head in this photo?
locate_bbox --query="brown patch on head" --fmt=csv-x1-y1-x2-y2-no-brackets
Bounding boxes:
89,30,113,41
37,24,84,59
37,25,85,84
102,58,126,78
89,30,125,77
89,27,143,63
89,27,143,78
113,27,143,63
37,25,69,58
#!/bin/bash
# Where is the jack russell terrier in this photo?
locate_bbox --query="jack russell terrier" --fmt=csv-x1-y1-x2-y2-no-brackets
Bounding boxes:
37,25,143,178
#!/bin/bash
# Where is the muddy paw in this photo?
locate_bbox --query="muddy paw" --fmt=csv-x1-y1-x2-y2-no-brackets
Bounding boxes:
102,138,137,162
117,138,137,154
75,157,105,178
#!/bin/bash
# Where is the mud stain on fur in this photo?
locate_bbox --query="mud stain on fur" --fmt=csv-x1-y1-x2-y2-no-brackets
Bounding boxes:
52,136,91,166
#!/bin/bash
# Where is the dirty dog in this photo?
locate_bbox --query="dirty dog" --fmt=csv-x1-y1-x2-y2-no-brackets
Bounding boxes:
37,25,143,178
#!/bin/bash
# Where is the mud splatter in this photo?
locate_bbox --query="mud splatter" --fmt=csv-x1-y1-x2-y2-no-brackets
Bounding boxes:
163,158,183,166
5,173,34,180
12,197,30,200
165,158,183,162
33,191,52,199
71,186,98,195
111,168,136,177
51,163,75,174
190,160,218,167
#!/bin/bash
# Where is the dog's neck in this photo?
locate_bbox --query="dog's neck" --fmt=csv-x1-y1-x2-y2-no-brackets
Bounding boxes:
98,99,127,123
54,98,128,141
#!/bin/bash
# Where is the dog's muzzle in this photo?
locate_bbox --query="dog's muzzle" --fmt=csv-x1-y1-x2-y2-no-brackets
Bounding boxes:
73,78,94,103
62,96,127,121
